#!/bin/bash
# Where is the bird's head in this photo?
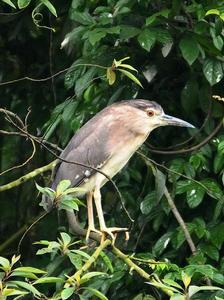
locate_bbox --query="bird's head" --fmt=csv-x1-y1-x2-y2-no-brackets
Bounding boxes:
118,99,195,134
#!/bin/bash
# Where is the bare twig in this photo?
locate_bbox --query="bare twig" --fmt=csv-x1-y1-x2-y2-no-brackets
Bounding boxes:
0,63,108,86
147,118,223,155
0,138,36,176
165,98,212,149
164,187,197,255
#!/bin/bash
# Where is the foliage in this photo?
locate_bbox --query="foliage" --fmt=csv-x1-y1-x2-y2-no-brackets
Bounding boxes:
0,0,224,299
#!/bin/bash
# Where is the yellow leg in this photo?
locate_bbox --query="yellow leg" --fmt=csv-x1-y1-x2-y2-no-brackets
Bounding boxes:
86,192,101,241
93,187,128,244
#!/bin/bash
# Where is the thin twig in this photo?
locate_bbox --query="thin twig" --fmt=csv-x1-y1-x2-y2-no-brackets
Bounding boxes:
164,187,197,255
17,211,49,255
147,118,223,155
0,63,108,86
0,139,36,176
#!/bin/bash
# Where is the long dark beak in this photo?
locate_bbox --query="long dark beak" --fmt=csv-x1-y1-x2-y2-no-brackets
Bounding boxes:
161,114,195,128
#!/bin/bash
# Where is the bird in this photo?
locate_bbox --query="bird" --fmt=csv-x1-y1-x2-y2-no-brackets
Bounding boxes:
49,99,194,242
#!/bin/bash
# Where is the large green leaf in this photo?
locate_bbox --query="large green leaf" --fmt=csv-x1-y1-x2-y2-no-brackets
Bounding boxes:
179,35,199,65
140,191,156,215
203,58,223,86
138,29,156,52
186,184,205,208
188,285,223,298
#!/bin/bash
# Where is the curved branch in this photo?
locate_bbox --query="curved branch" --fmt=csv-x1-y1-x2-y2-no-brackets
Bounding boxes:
0,138,36,176
147,119,223,155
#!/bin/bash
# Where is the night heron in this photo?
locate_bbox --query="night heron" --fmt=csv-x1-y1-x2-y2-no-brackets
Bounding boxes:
50,99,194,241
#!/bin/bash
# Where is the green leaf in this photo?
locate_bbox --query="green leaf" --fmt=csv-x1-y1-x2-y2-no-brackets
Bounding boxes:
181,271,191,289
140,191,156,215
179,35,199,65
118,64,138,72
153,232,173,256
0,257,10,269
59,232,71,246
186,184,205,208
138,29,156,52
120,26,140,39
34,277,64,284
58,199,79,212
80,272,107,284
170,295,185,300
61,287,75,300
70,11,93,25
188,285,223,298
88,30,106,46
71,250,91,260
214,152,224,173
147,281,179,294
201,244,219,261
107,67,116,85
56,180,71,195
99,251,114,273
2,0,16,9
68,253,82,269
41,0,57,17
203,58,223,86
163,278,183,290
11,271,38,280
14,267,46,274
205,9,220,16
146,9,170,25
83,287,108,300
117,69,143,88
17,0,31,8
9,281,41,296
35,183,55,198
210,223,224,249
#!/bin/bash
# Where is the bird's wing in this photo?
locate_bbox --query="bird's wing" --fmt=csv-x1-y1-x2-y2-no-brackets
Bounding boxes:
51,116,111,190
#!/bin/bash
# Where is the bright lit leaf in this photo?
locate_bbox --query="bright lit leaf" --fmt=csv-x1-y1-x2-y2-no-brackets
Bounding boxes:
41,0,57,17
117,68,143,88
18,0,31,8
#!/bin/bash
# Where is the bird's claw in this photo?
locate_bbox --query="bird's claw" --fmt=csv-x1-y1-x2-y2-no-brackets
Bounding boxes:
85,227,102,241
100,227,129,245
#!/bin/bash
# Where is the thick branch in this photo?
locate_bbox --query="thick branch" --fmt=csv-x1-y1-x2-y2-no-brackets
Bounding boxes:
68,239,111,284
0,160,57,192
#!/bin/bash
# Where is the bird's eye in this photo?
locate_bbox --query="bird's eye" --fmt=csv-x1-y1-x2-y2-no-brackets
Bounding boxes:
147,110,154,117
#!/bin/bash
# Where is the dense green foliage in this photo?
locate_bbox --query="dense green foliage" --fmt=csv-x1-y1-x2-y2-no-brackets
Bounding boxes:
0,0,224,299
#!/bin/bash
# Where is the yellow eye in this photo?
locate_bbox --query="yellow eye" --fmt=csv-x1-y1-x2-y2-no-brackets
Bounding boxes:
147,110,154,117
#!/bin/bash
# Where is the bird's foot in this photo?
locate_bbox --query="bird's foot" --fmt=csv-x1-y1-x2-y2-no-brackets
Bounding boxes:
85,226,102,241
100,227,129,245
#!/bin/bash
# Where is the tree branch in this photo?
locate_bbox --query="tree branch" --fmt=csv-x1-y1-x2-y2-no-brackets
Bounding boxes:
0,160,57,192
164,187,197,255
147,118,223,155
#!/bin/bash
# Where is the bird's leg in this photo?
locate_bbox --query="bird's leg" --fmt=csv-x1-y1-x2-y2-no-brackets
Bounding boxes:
86,192,102,241
93,187,128,244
